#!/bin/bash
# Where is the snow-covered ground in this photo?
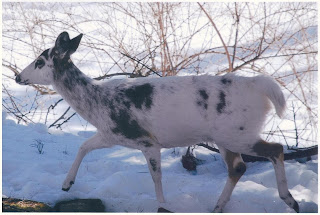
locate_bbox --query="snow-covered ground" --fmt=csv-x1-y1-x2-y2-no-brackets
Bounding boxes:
2,111,318,213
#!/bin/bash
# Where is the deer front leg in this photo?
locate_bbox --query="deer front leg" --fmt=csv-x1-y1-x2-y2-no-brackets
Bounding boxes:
62,133,108,191
214,147,246,212
142,148,165,203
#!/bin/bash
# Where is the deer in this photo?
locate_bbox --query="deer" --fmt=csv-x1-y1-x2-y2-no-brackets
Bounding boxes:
15,32,299,213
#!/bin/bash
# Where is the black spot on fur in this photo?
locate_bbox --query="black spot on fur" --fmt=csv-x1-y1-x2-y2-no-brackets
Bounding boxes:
62,68,87,91
229,162,246,178
221,78,232,85
63,79,71,90
40,49,50,60
53,57,89,92
235,162,246,175
101,92,112,109
110,109,149,139
199,90,209,100
139,141,153,147
79,76,88,86
149,158,157,172
107,84,154,140
124,84,154,109
239,126,244,130
197,89,209,110
53,58,71,79
216,91,226,114
123,101,131,109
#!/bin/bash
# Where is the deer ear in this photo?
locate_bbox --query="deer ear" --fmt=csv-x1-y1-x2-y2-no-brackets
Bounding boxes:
68,33,83,55
54,32,83,59
55,32,70,49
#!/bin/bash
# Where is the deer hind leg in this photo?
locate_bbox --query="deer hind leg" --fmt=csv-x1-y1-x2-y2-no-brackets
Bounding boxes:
213,147,246,212
251,139,299,212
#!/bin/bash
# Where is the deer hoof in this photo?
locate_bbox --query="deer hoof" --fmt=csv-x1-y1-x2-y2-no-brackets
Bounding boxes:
62,181,74,192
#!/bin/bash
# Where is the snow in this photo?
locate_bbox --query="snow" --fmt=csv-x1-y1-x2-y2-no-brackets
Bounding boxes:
2,111,318,212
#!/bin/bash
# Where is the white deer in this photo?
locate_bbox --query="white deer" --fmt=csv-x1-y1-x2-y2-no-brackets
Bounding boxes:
16,32,299,212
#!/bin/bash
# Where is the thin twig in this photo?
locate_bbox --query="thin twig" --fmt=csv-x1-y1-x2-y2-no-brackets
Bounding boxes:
278,126,289,149
93,72,139,80
231,3,240,70
120,52,162,77
45,99,64,125
56,113,77,129
292,102,299,147
198,2,232,72
48,107,71,129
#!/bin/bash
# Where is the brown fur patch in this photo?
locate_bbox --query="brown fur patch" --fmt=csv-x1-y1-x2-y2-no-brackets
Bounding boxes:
252,140,283,163
224,150,246,181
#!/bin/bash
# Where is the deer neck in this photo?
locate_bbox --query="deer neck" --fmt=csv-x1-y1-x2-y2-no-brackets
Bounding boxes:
52,59,103,125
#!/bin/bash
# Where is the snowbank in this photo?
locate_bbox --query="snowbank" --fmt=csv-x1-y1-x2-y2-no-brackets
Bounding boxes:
2,112,318,212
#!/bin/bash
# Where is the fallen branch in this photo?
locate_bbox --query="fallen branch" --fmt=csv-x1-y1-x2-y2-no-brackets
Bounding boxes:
283,145,318,161
196,143,318,162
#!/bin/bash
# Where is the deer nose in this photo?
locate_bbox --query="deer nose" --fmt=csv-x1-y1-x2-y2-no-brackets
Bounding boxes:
15,75,21,83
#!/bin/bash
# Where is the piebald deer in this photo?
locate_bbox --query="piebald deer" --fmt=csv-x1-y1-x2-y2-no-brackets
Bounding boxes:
16,32,299,212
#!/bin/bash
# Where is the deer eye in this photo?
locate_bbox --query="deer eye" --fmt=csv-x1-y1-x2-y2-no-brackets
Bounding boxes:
35,59,45,69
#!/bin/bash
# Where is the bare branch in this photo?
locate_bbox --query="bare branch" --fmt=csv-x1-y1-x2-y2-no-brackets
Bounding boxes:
198,2,232,72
